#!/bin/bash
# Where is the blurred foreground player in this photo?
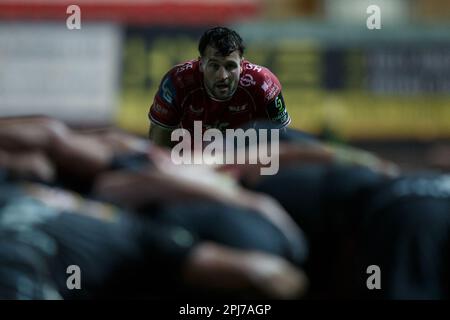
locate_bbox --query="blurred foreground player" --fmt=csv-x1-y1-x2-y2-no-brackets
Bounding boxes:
243,162,449,299
0,154,308,299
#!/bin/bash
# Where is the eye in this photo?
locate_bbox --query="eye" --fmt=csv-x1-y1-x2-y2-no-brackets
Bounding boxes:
209,63,220,70
226,63,238,71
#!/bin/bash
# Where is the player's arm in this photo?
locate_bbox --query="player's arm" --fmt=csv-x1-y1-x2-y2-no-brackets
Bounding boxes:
258,68,290,130
148,121,175,148
148,72,182,148
265,92,291,130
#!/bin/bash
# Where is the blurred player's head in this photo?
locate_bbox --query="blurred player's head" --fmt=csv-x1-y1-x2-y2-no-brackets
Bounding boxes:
198,26,245,101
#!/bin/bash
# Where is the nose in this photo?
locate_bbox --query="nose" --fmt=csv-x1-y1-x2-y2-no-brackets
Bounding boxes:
216,66,228,81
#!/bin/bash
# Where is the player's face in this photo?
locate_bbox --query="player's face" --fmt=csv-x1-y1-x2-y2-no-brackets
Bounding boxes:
201,46,242,101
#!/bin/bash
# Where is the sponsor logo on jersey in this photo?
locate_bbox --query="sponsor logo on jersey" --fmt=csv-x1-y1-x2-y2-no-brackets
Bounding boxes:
153,101,169,115
245,63,262,73
271,113,289,123
240,74,256,87
176,62,194,74
261,73,273,91
261,81,271,92
159,77,176,104
275,96,284,112
228,104,248,112
265,83,280,101
261,74,279,101
267,94,289,124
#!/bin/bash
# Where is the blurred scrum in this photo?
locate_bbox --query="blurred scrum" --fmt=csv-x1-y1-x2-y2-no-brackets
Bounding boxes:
0,0,449,143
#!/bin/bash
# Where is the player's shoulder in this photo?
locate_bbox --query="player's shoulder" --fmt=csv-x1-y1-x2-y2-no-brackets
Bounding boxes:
239,60,281,101
154,59,200,106
171,59,198,76
165,59,201,90
242,59,278,78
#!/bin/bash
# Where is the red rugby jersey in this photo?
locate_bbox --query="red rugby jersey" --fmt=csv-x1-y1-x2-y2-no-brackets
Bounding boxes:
148,59,290,134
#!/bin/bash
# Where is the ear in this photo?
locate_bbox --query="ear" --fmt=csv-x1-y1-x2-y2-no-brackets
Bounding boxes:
199,57,205,72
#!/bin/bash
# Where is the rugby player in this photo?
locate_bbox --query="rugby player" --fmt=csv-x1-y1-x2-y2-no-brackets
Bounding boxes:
148,26,291,147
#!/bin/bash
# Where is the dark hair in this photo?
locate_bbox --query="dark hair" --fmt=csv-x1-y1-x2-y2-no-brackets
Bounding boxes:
198,26,245,57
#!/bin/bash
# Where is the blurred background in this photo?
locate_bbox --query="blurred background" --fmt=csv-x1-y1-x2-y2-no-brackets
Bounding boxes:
1,0,449,172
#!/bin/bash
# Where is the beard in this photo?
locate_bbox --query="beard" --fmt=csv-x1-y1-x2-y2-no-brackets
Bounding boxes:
205,80,237,101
